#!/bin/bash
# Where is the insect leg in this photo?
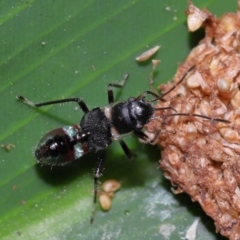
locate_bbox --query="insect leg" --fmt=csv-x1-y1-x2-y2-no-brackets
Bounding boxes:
134,130,160,143
16,95,89,113
90,151,106,224
118,139,134,161
108,73,129,104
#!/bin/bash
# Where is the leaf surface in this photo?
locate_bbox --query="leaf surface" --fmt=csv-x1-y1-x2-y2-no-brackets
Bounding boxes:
0,1,235,239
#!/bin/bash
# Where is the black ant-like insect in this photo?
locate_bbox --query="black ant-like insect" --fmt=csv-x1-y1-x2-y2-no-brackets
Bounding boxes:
16,65,229,223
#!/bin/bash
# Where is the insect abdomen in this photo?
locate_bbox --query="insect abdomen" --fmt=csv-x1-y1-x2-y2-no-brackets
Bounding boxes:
35,125,85,166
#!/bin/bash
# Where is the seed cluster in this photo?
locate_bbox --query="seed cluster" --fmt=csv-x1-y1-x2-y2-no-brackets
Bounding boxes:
147,2,240,239
98,179,121,211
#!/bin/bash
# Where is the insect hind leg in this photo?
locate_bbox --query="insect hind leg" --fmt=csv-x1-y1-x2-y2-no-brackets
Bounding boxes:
90,151,106,224
16,95,89,113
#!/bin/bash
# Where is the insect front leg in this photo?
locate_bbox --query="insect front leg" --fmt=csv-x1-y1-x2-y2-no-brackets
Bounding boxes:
134,130,160,144
119,139,135,161
108,73,129,104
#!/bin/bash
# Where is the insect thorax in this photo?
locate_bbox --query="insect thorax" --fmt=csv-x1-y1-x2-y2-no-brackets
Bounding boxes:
80,107,112,152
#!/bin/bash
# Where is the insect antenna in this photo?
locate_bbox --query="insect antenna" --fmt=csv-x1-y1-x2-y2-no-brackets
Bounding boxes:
160,65,196,98
147,65,230,124
144,65,196,103
151,112,230,124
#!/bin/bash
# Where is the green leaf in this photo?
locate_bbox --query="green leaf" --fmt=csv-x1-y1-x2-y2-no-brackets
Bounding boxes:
0,1,236,239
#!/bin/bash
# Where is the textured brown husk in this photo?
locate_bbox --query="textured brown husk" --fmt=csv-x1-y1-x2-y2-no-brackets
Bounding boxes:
146,2,240,239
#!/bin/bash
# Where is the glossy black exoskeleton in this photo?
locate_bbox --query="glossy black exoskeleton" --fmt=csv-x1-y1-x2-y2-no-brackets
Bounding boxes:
16,66,229,222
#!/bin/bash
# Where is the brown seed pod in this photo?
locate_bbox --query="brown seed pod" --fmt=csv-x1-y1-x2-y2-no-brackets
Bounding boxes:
99,194,112,211
102,179,121,193
146,2,240,239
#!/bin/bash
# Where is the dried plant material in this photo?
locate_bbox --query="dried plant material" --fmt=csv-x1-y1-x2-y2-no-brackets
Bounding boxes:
146,2,240,239
99,194,111,211
186,71,200,88
1,144,15,151
150,59,161,86
102,179,121,193
152,59,161,69
185,218,200,240
186,2,209,31
136,45,160,62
